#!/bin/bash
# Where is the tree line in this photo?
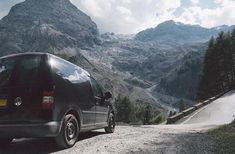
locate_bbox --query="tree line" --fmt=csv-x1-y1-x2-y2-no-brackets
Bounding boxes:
197,28,235,101
114,95,166,125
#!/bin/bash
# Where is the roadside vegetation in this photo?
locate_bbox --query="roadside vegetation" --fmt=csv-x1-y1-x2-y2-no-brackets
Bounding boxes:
194,28,235,154
208,120,235,154
114,95,166,125
198,28,235,101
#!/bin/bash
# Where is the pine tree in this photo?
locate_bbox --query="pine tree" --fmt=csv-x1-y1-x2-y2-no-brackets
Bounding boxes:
115,96,134,123
223,32,233,90
144,105,151,125
214,32,226,93
198,28,235,101
197,37,215,100
231,29,235,86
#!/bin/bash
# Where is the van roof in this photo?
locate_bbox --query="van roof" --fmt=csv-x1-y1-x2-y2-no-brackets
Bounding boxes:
0,52,48,59
0,52,91,77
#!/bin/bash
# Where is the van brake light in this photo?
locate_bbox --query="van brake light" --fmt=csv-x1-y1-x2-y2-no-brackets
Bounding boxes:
42,91,54,110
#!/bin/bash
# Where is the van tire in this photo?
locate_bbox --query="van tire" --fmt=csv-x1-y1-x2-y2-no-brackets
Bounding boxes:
55,114,79,149
105,113,115,133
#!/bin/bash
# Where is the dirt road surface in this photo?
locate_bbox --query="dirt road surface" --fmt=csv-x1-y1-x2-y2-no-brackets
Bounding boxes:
1,91,235,154
0,125,214,154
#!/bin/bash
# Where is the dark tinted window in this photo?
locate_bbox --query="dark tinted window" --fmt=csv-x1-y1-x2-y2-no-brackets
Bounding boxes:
49,55,89,83
0,55,41,86
90,77,103,97
0,59,15,86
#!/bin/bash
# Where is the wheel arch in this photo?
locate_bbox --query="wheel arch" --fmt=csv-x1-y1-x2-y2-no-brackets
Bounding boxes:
59,106,83,131
66,110,81,129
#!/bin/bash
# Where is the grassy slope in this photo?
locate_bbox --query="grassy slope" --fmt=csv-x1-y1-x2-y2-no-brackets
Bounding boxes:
208,120,235,154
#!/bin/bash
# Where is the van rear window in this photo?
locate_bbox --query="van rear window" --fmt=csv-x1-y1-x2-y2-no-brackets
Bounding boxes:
0,55,42,86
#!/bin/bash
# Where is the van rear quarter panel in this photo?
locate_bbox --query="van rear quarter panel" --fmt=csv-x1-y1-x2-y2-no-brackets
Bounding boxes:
49,58,95,128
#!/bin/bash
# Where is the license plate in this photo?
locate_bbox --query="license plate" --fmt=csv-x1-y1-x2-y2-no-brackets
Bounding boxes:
0,99,7,107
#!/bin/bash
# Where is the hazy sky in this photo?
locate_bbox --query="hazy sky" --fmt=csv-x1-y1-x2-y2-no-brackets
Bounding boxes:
1,0,235,34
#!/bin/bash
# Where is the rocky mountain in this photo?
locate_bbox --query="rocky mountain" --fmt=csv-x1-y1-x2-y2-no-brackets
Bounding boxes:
98,34,207,109
0,0,100,56
135,20,234,43
99,22,234,110
0,0,166,113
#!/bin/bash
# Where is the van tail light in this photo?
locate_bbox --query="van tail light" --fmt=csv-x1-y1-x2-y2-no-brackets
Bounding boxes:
42,91,54,110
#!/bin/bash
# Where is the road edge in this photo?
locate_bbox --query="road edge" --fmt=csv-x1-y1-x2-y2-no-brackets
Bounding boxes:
166,92,225,124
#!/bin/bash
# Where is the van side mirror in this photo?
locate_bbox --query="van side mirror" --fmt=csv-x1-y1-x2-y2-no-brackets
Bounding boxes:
104,92,112,100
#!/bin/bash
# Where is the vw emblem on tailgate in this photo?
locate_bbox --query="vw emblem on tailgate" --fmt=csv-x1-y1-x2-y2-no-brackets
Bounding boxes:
14,97,22,106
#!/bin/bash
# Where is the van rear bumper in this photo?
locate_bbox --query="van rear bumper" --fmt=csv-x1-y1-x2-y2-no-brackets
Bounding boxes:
0,121,62,138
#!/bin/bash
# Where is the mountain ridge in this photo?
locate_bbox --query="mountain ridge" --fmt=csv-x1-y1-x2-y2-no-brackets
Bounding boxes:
135,20,235,43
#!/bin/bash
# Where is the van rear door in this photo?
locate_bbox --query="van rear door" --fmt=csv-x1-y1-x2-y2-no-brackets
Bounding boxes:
0,54,48,123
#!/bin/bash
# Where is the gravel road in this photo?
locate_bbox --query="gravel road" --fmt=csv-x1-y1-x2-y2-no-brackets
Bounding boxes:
0,125,215,154
2,91,235,154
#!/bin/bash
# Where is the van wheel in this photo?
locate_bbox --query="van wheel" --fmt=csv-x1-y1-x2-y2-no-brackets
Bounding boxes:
55,114,79,149
0,138,13,146
105,113,115,133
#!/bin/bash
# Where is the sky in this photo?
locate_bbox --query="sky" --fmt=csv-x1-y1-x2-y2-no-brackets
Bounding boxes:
0,0,235,34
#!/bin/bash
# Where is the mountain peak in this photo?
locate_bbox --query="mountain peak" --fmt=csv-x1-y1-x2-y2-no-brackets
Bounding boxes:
156,20,177,28
12,0,75,11
25,0,68,3
157,20,197,28
159,20,176,25
0,0,100,55
20,0,70,7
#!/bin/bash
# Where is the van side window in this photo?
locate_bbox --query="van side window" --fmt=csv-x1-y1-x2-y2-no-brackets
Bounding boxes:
90,78,103,97
49,56,88,83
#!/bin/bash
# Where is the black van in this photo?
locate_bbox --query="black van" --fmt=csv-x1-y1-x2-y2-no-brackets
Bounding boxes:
0,53,115,148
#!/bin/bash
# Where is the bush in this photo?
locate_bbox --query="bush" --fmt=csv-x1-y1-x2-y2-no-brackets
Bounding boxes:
151,114,166,124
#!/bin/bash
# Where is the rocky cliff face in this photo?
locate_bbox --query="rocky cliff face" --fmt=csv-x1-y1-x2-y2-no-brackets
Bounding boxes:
0,0,100,55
